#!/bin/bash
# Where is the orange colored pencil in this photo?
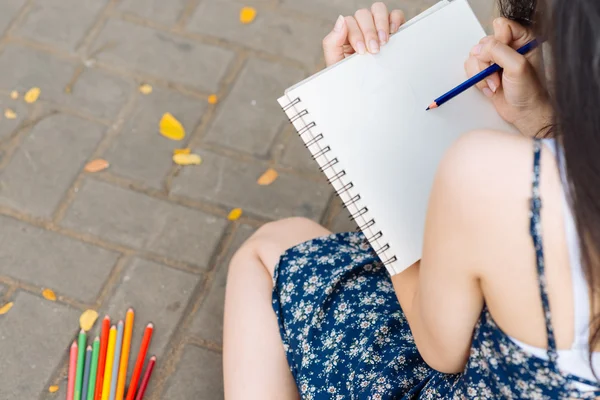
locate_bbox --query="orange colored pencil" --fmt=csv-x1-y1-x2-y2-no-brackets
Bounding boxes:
125,323,154,400
67,341,78,400
134,356,156,400
116,308,134,400
94,315,110,400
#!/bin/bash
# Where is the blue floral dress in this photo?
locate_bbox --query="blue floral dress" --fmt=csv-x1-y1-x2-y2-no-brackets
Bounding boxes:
272,140,600,399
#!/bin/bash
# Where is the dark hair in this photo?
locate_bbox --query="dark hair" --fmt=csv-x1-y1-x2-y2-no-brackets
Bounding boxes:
500,0,600,372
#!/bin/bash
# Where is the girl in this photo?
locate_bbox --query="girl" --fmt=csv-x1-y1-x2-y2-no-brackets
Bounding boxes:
224,0,600,398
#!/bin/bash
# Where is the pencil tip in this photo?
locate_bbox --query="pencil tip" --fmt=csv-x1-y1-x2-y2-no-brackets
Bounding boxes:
72,341,77,347
110,325,116,330
104,315,110,320
94,336,100,341
87,345,92,350
127,307,134,313
147,322,154,328
150,355,157,361
80,328,85,333
427,101,438,110
426,106,430,111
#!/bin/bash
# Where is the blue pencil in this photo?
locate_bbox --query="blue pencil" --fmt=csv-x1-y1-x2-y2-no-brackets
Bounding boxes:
109,321,124,400
426,38,542,110
81,346,92,400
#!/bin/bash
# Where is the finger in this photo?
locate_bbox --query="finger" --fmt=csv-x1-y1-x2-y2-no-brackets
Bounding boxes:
344,16,367,55
371,2,389,45
389,9,405,34
474,38,534,84
323,15,350,66
354,8,380,54
464,56,495,93
492,17,536,49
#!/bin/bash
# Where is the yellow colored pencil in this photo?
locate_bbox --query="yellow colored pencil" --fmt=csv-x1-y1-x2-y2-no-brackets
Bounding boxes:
116,308,135,400
101,326,117,400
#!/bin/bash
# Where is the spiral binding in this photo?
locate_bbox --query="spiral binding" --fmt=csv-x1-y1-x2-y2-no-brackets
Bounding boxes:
280,96,397,269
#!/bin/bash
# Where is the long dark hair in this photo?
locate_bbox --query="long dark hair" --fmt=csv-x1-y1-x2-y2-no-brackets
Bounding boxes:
499,0,600,367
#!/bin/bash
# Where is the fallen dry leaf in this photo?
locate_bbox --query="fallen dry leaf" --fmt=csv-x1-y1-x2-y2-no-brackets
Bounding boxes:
240,6,257,24
48,386,59,393
79,309,99,332
84,159,109,173
139,83,153,95
208,94,218,104
24,87,41,104
10,91,18,100
228,208,243,221
160,112,185,141
0,302,13,315
173,153,202,166
173,148,191,155
42,288,57,301
257,168,278,186
4,109,16,119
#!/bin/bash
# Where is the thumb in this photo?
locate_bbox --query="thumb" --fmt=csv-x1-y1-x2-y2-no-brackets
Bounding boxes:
476,39,538,87
323,15,348,67
493,17,536,49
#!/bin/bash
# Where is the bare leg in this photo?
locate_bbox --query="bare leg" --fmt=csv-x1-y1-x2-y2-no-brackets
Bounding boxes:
223,218,331,400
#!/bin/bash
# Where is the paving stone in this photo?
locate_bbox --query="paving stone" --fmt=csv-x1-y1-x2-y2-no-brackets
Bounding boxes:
103,257,199,364
0,284,5,297
329,205,359,233
62,179,227,268
0,96,28,142
0,215,118,302
0,291,80,400
0,113,105,218
105,87,206,188
187,0,331,68
92,18,234,92
16,0,108,51
189,224,255,344
204,58,304,157
0,45,75,101
280,130,321,173
280,0,426,22
172,150,332,221
0,0,27,34
118,0,187,25
162,345,223,400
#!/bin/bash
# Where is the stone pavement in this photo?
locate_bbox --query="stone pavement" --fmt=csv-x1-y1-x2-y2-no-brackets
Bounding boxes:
0,0,494,399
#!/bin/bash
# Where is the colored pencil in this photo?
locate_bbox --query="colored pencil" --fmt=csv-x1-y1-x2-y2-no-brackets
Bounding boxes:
67,341,78,400
135,356,156,400
95,316,110,400
426,38,542,110
101,326,117,400
116,309,135,400
125,323,154,400
81,346,93,400
87,337,100,400
109,321,124,400
74,329,87,400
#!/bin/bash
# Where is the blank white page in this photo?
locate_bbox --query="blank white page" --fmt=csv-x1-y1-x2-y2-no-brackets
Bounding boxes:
279,0,516,274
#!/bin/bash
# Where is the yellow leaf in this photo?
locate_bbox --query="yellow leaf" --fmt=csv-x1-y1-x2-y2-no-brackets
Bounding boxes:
159,112,185,141
48,385,59,393
173,148,191,155
84,159,109,173
24,87,41,104
0,302,13,315
42,288,57,301
240,6,257,24
139,83,153,95
173,153,202,166
228,208,243,221
10,91,18,100
257,168,278,186
208,94,218,104
4,109,16,119
79,309,99,332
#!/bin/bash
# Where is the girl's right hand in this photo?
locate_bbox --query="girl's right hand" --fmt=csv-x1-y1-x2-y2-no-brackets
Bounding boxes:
464,18,553,137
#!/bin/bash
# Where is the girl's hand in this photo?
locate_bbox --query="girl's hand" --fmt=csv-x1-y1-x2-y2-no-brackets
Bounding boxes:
322,3,405,67
465,18,553,136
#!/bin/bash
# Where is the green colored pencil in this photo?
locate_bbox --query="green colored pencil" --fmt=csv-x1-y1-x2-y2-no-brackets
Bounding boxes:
87,337,100,400
74,329,87,400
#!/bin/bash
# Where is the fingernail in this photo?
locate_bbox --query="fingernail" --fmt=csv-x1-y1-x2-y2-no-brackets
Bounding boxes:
486,79,497,93
369,39,380,54
472,44,482,55
390,23,397,34
483,88,494,98
378,29,387,45
356,41,366,55
334,15,344,32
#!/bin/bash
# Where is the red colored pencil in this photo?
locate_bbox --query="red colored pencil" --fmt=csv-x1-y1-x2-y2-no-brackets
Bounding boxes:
134,356,156,400
67,341,78,400
94,315,111,400
125,323,154,400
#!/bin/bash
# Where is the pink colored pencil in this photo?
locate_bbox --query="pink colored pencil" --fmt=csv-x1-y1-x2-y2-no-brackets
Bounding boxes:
67,341,78,400
135,356,156,400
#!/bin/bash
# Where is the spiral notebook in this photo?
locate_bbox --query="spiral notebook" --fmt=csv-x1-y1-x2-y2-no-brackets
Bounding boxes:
278,0,516,275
